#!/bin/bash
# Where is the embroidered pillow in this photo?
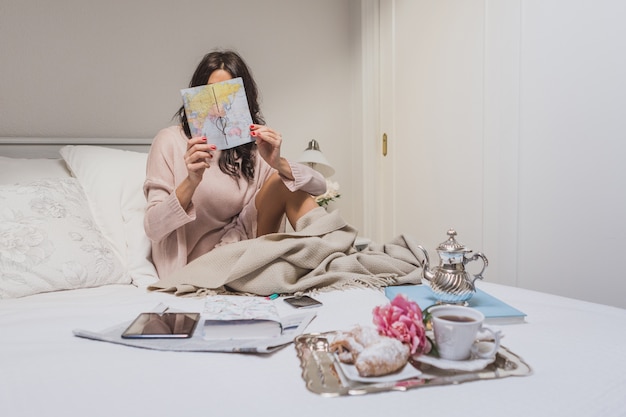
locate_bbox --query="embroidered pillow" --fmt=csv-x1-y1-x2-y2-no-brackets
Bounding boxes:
59,145,158,287
0,155,70,183
0,178,129,298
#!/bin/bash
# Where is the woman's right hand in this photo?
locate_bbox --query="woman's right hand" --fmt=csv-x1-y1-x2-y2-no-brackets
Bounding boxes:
185,136,216,185
176,136,216,210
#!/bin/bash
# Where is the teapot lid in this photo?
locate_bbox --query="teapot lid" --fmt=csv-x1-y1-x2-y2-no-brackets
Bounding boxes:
436,229,471,253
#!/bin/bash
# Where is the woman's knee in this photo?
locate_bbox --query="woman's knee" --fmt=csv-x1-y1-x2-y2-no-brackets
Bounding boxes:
255,173,318,235
256,173,287,209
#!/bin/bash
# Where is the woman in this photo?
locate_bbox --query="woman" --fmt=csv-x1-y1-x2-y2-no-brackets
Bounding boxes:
144,50,326,279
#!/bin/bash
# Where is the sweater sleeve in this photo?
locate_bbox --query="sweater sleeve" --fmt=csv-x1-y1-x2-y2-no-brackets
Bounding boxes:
143,129,195,243
278,161,327,196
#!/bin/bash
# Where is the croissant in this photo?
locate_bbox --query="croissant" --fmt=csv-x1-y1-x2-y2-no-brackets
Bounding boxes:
355,337,409,377
330,326,410,377
330,333,361,364
330,326,380,363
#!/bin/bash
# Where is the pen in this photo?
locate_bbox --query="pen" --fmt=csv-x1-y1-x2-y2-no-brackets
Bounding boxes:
266,293,279,300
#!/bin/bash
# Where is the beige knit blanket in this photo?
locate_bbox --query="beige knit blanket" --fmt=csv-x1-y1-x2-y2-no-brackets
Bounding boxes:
147,207,423,296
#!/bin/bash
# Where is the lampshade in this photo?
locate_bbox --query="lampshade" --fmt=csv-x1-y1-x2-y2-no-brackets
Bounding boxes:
297,139,335,177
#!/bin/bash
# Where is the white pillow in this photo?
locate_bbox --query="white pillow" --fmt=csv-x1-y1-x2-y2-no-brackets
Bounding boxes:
0,156,71,184
59,145,158,287
0,178,129,298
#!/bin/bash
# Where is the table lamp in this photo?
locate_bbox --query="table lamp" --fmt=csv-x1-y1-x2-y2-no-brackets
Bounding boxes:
297,139,335,177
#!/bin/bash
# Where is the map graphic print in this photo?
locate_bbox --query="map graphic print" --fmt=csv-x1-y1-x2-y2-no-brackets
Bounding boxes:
181,77,254,150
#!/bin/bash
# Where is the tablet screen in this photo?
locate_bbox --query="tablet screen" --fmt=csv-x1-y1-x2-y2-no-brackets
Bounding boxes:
121,312,200,339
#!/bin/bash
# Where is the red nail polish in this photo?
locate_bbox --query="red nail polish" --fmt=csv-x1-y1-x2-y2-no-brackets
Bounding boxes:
251,131,256,137
201,136,207,142
249,124,255,129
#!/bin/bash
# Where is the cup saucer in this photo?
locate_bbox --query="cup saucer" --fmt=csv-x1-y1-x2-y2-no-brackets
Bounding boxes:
412,353,496,372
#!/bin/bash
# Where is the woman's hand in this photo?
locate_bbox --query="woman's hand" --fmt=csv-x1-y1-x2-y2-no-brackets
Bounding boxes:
250,124,293,179
185,136,216,185
176,136,216,210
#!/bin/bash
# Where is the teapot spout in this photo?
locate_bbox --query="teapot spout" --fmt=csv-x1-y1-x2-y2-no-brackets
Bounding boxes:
416,245,434,281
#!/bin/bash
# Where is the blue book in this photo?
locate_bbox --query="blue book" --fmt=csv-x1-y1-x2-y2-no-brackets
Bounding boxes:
385,285,526,324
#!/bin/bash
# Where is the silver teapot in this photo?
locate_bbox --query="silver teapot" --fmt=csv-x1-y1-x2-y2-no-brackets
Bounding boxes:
417,228,488,304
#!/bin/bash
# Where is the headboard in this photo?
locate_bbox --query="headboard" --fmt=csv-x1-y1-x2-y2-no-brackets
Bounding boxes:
0,137,153,158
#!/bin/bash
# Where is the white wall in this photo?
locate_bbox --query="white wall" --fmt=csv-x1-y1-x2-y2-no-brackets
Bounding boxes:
373,0,626,309
0,0,364,228
487,0,626,309
515,0,626,307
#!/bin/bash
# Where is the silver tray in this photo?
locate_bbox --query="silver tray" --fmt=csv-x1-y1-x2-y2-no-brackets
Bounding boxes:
294,332,532,397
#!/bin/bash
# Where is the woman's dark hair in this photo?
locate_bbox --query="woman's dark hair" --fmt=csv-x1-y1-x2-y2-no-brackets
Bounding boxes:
176,50,264,181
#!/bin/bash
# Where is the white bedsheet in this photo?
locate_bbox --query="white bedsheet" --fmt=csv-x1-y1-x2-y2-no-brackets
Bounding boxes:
1,282,625,417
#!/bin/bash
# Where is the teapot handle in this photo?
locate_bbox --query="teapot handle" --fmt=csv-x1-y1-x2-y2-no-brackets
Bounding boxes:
467,252,488,282
415,245,433,282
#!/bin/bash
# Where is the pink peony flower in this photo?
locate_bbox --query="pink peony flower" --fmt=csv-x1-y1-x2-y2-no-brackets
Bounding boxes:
372,294,431,355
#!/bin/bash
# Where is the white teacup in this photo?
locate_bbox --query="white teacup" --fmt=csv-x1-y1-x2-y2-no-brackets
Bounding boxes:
429,305,501,361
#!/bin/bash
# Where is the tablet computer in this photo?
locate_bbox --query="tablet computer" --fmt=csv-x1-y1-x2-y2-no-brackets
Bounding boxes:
121,312,200,339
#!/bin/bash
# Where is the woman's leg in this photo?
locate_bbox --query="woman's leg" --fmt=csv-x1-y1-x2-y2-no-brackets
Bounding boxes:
255,173,319,236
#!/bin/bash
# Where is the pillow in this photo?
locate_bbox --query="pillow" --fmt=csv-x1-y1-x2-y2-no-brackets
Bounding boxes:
59,145,158,287
0,156,71,184
0,178,129,298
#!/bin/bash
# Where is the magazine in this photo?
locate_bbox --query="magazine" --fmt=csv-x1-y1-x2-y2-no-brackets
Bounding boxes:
73,297,316,353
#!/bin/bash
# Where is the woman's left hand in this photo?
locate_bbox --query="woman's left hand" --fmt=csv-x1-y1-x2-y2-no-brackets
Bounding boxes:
250,124,283,169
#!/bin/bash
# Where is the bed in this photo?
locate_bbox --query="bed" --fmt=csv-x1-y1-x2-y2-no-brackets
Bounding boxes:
1,139,626,417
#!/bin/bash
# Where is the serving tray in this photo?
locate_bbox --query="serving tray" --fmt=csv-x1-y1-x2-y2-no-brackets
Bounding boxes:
294,332,532,397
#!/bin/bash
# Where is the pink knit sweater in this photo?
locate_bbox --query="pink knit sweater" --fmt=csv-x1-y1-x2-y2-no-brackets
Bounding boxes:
143,126,327,279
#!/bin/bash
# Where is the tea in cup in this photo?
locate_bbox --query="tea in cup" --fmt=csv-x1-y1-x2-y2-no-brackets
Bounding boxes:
429,305,501,361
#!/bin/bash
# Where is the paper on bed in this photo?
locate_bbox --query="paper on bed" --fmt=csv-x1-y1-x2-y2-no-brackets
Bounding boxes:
73,311,316,353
